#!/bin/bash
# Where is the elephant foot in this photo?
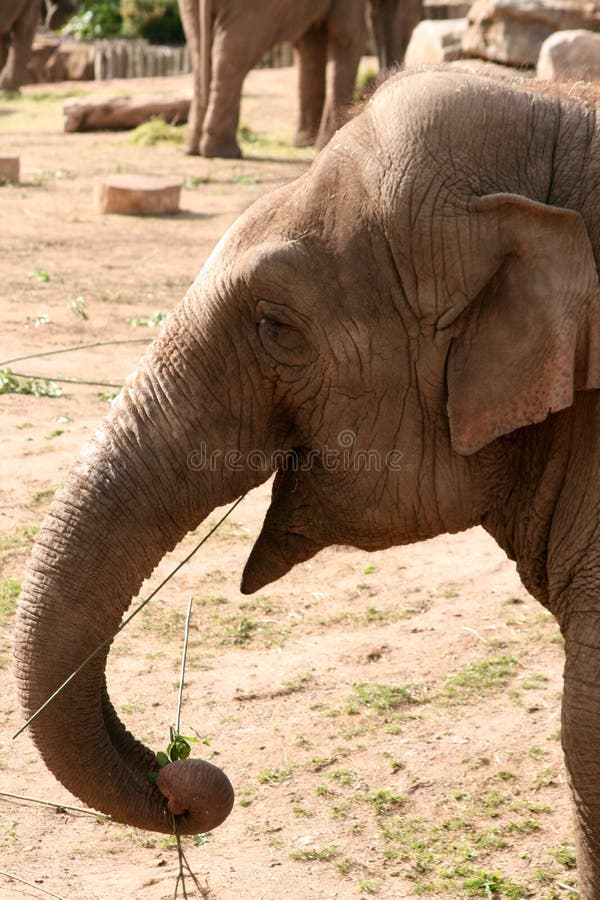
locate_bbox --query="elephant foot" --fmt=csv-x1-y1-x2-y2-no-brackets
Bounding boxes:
0,79,21,94
293,129,317,148
200,134,242,159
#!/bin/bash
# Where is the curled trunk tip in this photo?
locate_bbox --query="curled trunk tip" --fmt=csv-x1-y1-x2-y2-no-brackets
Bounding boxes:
156,758,234,834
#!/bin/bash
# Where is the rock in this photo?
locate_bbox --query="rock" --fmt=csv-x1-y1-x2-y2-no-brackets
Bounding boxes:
405,18,468,66
462,0,600,67
0,157,20,184
537,28,600,80
64,93,191,132
95,175,181,215
25,35,95,84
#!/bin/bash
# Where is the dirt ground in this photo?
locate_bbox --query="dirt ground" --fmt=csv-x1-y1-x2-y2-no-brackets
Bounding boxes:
0,66,578,899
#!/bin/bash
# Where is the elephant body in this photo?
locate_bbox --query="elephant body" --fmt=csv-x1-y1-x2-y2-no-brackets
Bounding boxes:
178,0,370,158
0,0,42,91
178,0,423,158
0,0,75,90
15,69,600,895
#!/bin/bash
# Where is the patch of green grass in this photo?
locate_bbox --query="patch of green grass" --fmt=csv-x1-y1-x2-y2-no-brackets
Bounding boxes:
348,681,426,713
141,606,184,640
31,487,55,505
0,578,20,625
257,765,293,785
0,525,39,555
549,842,576,869
444,656,519,702
128,117,185,146
293,806,313,818
463,870,526,898
290,845,339,862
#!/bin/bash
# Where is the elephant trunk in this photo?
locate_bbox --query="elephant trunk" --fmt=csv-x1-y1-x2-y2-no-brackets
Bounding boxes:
14,294,272,834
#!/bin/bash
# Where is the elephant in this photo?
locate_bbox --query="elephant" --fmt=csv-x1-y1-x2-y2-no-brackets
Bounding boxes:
178,0,372,158
43,0,77,31
14,67,600,893
178,0,423,159
0,0,75,91
369,0,422,71
0,0,42,91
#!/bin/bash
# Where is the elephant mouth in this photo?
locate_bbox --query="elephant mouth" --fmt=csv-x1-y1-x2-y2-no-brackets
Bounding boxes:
241,451,326,593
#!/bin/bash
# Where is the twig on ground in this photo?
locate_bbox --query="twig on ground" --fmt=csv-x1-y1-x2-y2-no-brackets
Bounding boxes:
0,338,150,367
0,869,67,900
0,789,108,819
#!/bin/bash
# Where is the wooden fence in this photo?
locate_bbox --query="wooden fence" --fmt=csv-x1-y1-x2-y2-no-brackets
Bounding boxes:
91,39,294,81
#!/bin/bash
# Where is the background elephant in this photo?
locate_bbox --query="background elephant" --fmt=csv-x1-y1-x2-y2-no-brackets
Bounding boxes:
0,0,42,91
0,0,75,90
369,0,422,70
178,0,372,158
15,67,600,895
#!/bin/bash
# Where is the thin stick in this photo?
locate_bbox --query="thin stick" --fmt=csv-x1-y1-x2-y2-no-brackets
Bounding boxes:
0,338,150,367
176,596,194,736
13,495,247,740
7,371,122,389
0,869,67,900
0,789,108,819
173,818,210,900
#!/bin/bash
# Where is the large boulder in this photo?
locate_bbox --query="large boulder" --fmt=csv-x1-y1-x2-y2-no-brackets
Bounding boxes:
462,0,600,67
537,28,600,80
405,19,468,66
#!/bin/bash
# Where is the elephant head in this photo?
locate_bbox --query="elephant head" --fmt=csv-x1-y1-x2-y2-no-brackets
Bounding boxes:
15,69,600,836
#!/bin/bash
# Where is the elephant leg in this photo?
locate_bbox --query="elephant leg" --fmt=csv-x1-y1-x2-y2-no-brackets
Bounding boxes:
562,625,600,897
0,35,9,77
389,0,423,65
317,2,367,150
199,25,248,159
293,23,327,148
0,0,41,91
178,0,204,156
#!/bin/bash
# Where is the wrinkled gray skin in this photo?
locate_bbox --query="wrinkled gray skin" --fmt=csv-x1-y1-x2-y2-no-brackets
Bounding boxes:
15,69,600,894
0,0,41,90
178,0,369,157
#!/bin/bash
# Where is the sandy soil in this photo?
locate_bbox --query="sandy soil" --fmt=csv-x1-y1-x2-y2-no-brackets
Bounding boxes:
0,67,577,899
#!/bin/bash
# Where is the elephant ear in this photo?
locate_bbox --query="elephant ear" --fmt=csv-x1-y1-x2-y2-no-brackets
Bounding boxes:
444,193,600,455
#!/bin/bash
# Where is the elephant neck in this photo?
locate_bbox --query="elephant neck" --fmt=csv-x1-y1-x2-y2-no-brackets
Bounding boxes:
481,392,600,625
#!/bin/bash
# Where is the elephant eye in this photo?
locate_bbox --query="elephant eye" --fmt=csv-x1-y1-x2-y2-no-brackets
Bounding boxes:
257,315,312,367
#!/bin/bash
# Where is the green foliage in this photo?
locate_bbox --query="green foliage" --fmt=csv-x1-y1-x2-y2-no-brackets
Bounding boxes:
147,730,206,785
121,0,184,44
0,368,62,398
63,1,122,39
126,310,166,327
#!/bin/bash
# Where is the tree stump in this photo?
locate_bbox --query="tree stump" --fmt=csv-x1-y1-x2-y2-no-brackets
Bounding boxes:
95,175,181,215
0,157,20,184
